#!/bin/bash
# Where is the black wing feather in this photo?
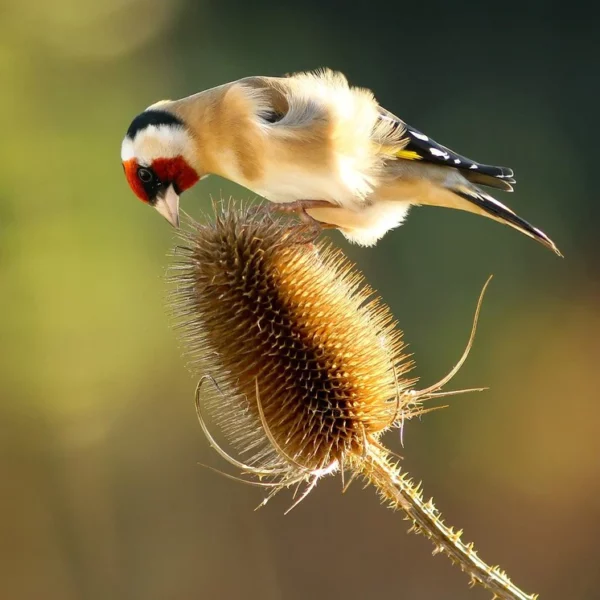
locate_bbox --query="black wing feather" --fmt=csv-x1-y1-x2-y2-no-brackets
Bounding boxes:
379,111,516,191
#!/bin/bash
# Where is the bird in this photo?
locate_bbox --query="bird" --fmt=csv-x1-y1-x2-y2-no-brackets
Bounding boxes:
121,68,561,255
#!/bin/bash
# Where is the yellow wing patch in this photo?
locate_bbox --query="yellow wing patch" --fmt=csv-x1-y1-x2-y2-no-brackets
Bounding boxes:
379,145,423,160
396,149,422,161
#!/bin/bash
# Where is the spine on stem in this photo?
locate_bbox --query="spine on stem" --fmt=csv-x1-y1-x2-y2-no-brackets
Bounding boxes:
359,447,537,600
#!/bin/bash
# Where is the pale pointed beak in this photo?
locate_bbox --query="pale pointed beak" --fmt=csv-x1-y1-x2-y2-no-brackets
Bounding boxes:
154,184,180,228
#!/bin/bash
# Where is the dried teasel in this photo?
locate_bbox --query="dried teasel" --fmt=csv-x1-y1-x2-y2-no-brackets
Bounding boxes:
168,201,537,600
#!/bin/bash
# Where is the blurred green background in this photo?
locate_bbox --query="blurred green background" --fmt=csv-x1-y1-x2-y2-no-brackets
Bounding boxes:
1,1,598,598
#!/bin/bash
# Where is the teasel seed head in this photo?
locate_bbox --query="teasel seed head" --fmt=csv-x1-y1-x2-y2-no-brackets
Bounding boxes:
168,200,537,600
170,201,417,485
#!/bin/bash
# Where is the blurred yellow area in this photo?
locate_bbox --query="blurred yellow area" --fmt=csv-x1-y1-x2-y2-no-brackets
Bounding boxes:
1,1,598,599
5,0,185,58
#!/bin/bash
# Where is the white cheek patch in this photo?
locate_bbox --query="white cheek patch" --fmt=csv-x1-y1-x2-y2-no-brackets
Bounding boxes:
120,124,196,167
121,137,135,161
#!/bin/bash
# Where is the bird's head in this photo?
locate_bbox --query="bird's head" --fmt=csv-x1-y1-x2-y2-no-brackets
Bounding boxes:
121,107,200,227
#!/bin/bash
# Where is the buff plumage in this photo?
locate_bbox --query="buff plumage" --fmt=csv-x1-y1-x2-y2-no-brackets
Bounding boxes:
121,68,560,255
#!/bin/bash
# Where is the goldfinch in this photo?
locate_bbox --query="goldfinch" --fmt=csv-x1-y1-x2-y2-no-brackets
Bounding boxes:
121,68,560,255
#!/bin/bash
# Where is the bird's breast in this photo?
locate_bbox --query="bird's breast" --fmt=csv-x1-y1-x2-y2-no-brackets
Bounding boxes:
247,166,367,208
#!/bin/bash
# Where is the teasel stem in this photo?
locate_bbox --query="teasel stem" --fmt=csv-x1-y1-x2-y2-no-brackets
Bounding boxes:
359,447,537,600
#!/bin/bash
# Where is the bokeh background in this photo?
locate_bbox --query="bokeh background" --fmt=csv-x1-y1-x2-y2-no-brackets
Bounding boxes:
2,1,598,598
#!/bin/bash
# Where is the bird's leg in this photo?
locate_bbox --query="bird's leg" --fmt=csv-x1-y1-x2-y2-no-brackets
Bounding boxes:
269,199,339,229
274,199,336,214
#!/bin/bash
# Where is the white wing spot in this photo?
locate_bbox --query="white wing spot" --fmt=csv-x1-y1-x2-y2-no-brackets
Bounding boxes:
469,164,478,169
412,131,429,141
454,158,461,164
430,147,449,158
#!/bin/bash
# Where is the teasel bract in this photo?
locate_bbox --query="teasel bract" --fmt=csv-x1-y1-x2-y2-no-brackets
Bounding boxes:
169,201,536,600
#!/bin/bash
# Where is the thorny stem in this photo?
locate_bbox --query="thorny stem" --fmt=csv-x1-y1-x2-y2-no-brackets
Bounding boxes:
360,447,538,600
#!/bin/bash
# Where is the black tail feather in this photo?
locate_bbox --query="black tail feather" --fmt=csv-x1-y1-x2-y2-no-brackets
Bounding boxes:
453,188,562,257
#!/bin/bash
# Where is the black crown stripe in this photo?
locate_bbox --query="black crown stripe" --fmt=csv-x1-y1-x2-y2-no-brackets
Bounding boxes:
126,109,185,139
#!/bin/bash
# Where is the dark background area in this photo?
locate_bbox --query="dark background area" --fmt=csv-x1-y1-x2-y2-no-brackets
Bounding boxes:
1,1,598,598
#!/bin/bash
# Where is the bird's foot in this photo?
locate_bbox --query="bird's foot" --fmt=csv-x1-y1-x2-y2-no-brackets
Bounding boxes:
264,200,338,244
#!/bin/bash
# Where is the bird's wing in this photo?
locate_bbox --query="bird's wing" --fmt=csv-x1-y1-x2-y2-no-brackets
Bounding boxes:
379,108,516,192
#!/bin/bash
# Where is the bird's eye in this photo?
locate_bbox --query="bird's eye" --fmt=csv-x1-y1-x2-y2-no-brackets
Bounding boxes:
137,167,154,183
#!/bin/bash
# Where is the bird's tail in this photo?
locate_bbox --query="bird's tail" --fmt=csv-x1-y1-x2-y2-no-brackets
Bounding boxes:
451,184,562,256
